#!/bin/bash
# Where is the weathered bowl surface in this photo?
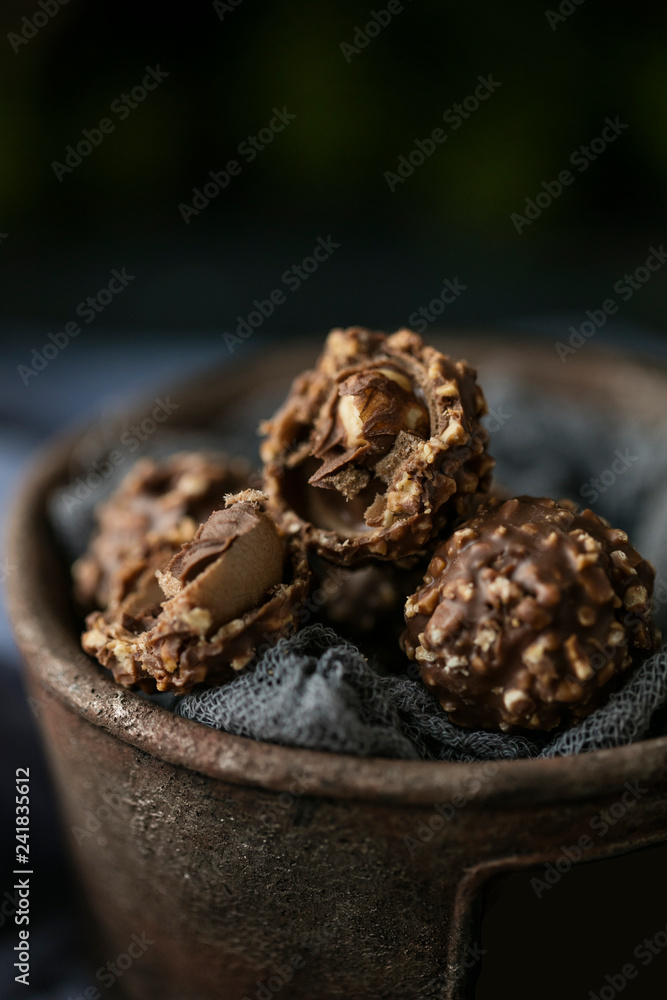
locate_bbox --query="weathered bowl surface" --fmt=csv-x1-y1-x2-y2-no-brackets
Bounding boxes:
7,336,667,1000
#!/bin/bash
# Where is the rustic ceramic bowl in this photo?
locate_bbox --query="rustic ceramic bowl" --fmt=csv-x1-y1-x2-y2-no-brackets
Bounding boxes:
7,337,667,1000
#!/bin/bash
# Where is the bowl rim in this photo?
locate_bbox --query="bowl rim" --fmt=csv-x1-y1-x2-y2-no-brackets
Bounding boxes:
7,338,667,807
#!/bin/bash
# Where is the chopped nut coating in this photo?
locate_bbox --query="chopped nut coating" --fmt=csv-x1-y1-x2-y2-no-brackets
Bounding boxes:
403,496,659,732
81,486,310,693
260,326,493,564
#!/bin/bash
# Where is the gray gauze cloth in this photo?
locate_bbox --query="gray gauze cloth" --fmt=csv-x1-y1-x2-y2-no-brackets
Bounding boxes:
176,626,667,762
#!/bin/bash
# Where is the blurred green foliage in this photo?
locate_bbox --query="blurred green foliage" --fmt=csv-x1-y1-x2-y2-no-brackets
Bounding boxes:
0,0,665,234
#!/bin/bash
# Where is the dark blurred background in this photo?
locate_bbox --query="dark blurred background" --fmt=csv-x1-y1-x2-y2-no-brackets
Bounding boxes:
1,2,667,998
0,0,666,341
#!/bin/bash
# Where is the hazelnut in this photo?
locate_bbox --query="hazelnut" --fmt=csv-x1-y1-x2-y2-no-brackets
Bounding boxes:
157,500,284,625
261,326,493,564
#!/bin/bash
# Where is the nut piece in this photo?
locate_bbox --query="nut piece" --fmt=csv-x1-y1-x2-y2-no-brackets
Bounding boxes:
260,326,493,564
157,505,284,622
73,451,251,611
82,490,310,693
403,496,660,732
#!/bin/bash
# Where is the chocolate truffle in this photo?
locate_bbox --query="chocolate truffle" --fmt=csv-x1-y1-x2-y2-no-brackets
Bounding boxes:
261,326,494,564
403,496,659,732
73,451,251,611
82,491,310,693
308,553,427,667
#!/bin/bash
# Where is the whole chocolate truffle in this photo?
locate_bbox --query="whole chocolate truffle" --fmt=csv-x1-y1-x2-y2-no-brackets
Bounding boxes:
261,326,494,564
403,497,659,732
82,491,310,693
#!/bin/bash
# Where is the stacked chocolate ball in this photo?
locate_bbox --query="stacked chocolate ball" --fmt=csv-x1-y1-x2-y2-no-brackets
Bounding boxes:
78,327,659,731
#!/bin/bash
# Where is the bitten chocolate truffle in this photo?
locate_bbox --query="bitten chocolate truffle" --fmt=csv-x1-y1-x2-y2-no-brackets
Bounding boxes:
261,326,494,564
403,496,659,732
82,490,310,693
73,451,250,612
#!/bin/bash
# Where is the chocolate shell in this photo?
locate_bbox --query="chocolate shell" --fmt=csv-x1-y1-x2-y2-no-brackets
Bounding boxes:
404,496,660,732
73,451,251,611
261,326,494,564
82,490,310,693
